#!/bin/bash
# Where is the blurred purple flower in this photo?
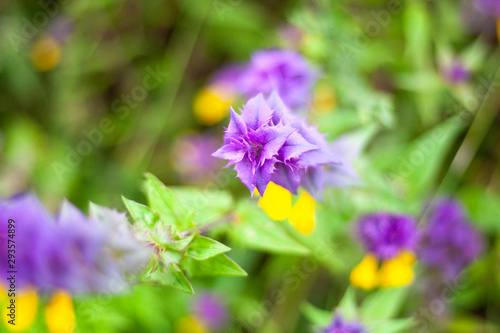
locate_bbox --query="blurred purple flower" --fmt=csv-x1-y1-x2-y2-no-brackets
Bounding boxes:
238,49,319,109
211,64,247,93
0,193,150,293
193,293,228,330
48,15,74,43
418,198,483,280
357,213,418,260
322,314,366,333
172,133,222,184
474,0,500,18
442,61,471,84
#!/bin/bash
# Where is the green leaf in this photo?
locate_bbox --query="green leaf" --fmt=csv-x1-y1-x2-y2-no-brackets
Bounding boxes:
365,319,413,333
458,186,500,233
337,287,358,321
122,196,161,230
147,263,194,294
182,254,247,277
300,302,332,327
360,287,409,320
160,248,183,267
231,201,310,256
170,187,234,224
144,173,195,229
385,117,463,202
186,235,231,260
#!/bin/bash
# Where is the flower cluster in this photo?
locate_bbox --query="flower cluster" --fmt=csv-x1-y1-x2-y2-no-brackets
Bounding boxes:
350,213,418,290
0,193,150,294
194,49,319,126
418,198,483,280
212,92,339,197
322,313,366,333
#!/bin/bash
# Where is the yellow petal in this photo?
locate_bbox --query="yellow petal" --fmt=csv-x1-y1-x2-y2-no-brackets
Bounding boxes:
176,316,208,333
2,287,39,331
350,254,379,290
45,290,76,333
258,182,292,221
289,192,315,234
193,86,232,126
31,35,61,72
378,253,415,288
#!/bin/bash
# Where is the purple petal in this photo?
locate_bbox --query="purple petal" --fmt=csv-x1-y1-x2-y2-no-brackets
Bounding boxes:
241,94,273,130
233,156,256,194
255,158,277,196
226,107,247,137
271,163,302,195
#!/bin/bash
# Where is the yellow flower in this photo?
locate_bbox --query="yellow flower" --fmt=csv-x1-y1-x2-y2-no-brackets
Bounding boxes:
289,192,316,234
45,290,76,333
176,315,208,333
378,251,416,288
349,254,379,290
193,86,233,126
31,35,61,72
258,184,317,234
2,287,39,332
350,251,416,290
258,182,292,221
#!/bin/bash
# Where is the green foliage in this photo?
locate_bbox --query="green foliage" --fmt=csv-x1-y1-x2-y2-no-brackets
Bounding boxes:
231,200,310,256
122,173,247,294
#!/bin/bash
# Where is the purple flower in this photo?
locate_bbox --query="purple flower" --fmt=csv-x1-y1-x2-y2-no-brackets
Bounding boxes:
442,61,471,84
193,293,228,330
212,92,343,196
0,193,150,293
238,49,319,109
418,198,483,280
322,314,366,333
212,93,318,195
474,0,500,18
357,213,418,260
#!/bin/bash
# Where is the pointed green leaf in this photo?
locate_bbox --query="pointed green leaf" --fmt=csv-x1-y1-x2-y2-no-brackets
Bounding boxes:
173,233,198,252
300,302,332,327
360,287,409,320
171,187,234,224
231,201,310,256
365,319,413,333
122,196,160,230
144,173,195,229
182,254,247,277
161,249,183,267
186,236,231,260
147,263,194,294
337,287,358,321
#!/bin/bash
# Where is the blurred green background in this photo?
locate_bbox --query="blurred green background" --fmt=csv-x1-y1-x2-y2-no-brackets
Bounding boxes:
1,0,500,332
